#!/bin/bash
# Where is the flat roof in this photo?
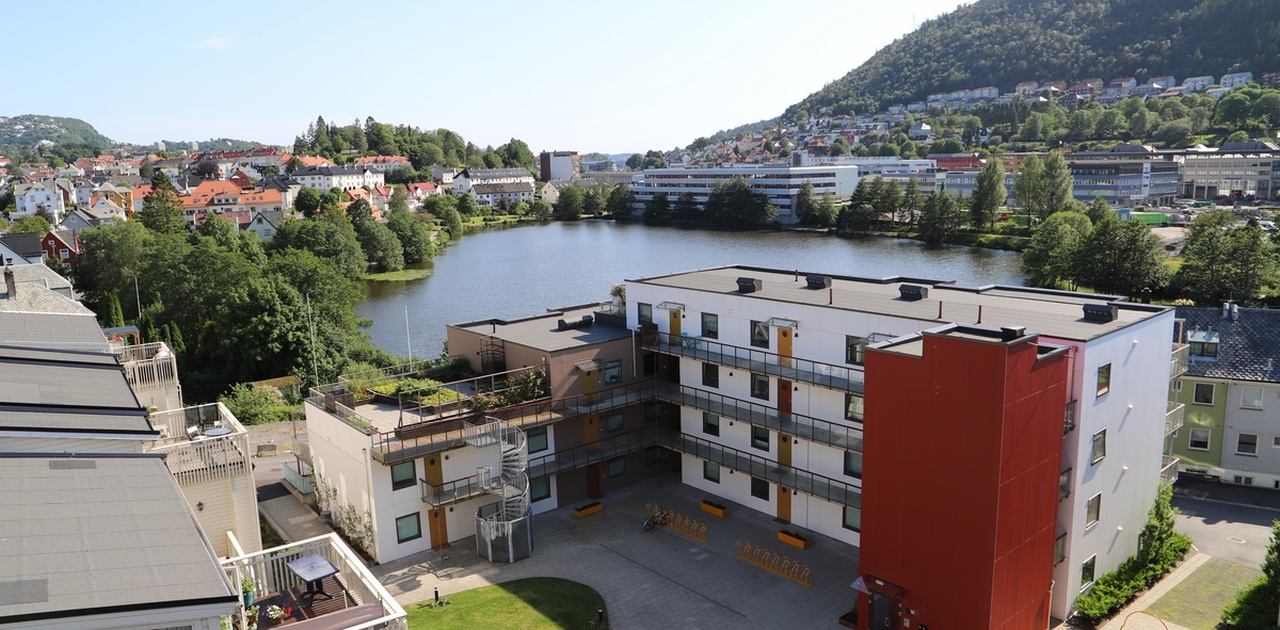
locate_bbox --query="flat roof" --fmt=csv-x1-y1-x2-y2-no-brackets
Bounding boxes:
0,404,155,437
0,311,108,351
631,266,1168,342
0,346,141,410
452,305,633,353
0,454,235,623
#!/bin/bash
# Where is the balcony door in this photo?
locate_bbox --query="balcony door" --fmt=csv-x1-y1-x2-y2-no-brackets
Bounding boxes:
668,309,681,338
778,327,793,367
429,508,449,550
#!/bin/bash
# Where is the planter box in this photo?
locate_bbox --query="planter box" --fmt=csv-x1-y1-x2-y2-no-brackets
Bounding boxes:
574,502,603,519
778,530,811,550
700,500,728,518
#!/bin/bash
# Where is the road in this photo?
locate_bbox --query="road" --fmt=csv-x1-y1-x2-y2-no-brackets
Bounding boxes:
1173,495,1277,568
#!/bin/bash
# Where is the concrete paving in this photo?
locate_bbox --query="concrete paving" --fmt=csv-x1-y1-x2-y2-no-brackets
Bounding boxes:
258,481,333,543
374,474,859,629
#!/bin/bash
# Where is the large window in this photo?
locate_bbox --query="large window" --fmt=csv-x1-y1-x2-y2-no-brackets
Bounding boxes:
750,373,769,400
1242,386,1264,410
1081,555,1097,591
750,476,769,500
751,320,770,349
1193,382,1215,405
703,460,720,483
1086,493,1101,527
396,513,422,543
844,450,863,478
527,427,549,454
843,506,861,532
846,336,867,365
702,412,720,436
530,476,551,502
391,461,416,491
1059,468,1072,501
751,426,770,451
1054,533,1067,565
701,312,719,339
603,360,623,384
1238,433,1259,456
637,302,653,325
845,393,864,422
605,410,624,432
606,457,625,478
1091,429,1106,464
1096,363,1112,397
702,363,719,388
1188,428,1210,451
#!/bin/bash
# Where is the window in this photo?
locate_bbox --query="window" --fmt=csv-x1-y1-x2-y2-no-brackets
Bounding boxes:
637,302,653,325
391,461,416,491
1237,433,1259,456
1234,475,1255,485
1086,493,1101,527
395,513,422,543
701,312,718,339
702,363,719,388
642,353,657,376
751,320,770,348
703,460,720,483
750,373,769,400
646,446,663,466
842,506,862,532
846,336,867,365
527,427,549,454
606,457,625,478
1059,468,1072,501
1096,363,1112,397
530,476,551,502
702,412,720,436
1242,386,1264,409
1054,533,1067,565
844,450,863,478
1188,428,1210,451
845,393,864,422
1091,429,1106,464
1189,335,1218,357
605,410,624,432
750,476,769,500
1193,382,1215,405
751,426,770,451
644,401,661,423
603,360,623,384
1081,556,1097,591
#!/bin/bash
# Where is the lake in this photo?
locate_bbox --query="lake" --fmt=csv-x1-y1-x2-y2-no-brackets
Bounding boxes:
359,221,1025,357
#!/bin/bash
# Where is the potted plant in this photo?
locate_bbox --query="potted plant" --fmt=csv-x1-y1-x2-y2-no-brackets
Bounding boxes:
266,604,293,626
639,321,659,345
240,577,255,607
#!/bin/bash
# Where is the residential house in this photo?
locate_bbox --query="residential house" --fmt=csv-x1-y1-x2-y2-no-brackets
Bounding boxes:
244,210,281,240
1068,79,1103,98
907,122,932,141
292,165,384,192
1184,75,1216,92
430,166,457,190
535,181,560,205
12,182,65,222
260,175,302,209
90,182,133,215
1220,72,1254,89
1262,72,1280,88
84,197,127,223
371,185,395,213
228,168,254,189
40,229,79,267
353,155,412,172
1015,81,1040,96
0,233,45,263
1132,82,1166,98
292,155,334,169
403,181,439,205
1149,75,1177,89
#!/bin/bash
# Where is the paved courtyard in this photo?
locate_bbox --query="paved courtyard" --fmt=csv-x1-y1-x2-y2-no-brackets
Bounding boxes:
373,474,860,629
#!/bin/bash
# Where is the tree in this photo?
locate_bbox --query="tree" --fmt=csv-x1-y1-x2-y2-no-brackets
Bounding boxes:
1085,197,1114,225
1076,215,1168,296
1012,154,1044,227
385,210,433,264
529,199,553,220
268,215,367,280
917,191,961,244
555,185,585,220
104,291,125,328
1174,214,1277,304
1153,118,1193,147
346,198,374,225
191,160,220,179
1215,93,1253,130
828,137,852,156
794,180,820,226
673,192,699,221
643,192,672,224
702,177,775,227
294,187,321,218
1128,107,1152,139
74,221,153,313
455,193,481,217
970,158,1007,229
139,158,156,180
355,220,404,272
9,215,51,235
814,192,839,228
1021,211,1091,288
1251,92,1280,128
900,177,923,225
137,172,187,234
1040,152,1074,219
387,188,410,215
583,186,605,215
606,184,636,216
1094,109,1128,138
625,153,643,170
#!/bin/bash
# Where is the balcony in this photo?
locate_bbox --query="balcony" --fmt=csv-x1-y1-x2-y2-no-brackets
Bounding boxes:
1170,343,1190,379
1166,401,1185,437
148,403,250,487
654,383,862,451
1161,455,1180,484
640,331,863,393
223,533,406,630
1063,400,1077,435
112,341,183,411
527,426,663,479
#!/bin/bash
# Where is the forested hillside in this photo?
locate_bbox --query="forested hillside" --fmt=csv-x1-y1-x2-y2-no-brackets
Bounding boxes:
785,0,1279,120
0,114,112,149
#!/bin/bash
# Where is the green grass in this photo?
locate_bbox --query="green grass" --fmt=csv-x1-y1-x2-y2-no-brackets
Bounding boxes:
365,267,433,282
1146,558,1261,630
407,578,606,630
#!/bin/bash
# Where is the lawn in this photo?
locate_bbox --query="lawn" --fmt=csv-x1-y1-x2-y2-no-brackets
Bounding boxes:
365,267,433,282
1146,557,1262,630
406,578,606,630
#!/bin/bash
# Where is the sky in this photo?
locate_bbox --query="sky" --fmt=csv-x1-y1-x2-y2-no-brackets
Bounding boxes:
9,0,968,156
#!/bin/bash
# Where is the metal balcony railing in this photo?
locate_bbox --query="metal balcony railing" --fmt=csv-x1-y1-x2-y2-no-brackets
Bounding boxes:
641,331,863,393
527,426,664,479
1165,401,1185,437
664,432,862,508
654,383,862,452
420,473,495,507
1161,455,1180,484
1170,343,1190,378
1064,400,1077,435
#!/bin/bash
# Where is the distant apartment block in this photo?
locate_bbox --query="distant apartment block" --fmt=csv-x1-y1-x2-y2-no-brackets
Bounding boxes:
539,151,580,182
630,165,861,223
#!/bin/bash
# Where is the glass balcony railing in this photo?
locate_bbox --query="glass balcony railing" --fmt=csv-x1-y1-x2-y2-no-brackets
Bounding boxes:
655,383,862,452
1165,401,1185,437
1161,455,1180,483
640,331,863,392
1170,343,1190,378
667,432,862,508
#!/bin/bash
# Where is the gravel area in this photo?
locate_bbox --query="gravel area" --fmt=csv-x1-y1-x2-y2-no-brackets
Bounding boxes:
246,413,308,457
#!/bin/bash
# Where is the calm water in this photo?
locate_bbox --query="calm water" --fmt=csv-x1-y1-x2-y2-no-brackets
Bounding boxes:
359,221,1025,357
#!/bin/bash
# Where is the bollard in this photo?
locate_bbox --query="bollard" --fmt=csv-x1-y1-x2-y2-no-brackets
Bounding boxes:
598,609,604,623
434,587,440,604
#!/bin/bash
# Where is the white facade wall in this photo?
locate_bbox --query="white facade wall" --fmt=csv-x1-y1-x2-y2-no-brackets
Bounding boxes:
304,404,377,555
1220,381,1280,487
631,165,861,224
15,185,64,221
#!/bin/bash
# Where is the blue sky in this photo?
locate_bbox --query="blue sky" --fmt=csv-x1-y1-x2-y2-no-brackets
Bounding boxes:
11,0,967,154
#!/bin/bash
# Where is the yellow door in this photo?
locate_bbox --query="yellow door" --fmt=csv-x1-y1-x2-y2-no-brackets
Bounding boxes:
779,327,793,367
669,309,682,338
423,456,443,487
779,434,793,468
582,368,596,405
429,508,449,549
777,486,791,523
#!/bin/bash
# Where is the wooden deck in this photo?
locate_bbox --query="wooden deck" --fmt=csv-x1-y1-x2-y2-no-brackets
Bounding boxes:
252,574,355,627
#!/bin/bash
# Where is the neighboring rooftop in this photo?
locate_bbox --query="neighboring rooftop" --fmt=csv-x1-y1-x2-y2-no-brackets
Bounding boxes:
1177,306,1280,383
632,265,1168,342
0,404,154,438
451,305,632,353
0,346,140,409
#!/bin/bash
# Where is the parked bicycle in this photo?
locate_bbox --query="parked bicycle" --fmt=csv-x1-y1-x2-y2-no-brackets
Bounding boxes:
643,505,671,531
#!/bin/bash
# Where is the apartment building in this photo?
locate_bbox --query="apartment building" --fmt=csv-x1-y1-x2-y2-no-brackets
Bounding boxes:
1181,147,1280,201
291,165,385,192
539,151,580,182
630,164,861,223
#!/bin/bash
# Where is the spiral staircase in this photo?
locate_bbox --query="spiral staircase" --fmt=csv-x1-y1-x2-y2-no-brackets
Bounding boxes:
467,418,533,563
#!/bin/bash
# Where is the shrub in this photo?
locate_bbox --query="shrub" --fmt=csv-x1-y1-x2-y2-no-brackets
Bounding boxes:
1223,520,1280,628
219,383,291,425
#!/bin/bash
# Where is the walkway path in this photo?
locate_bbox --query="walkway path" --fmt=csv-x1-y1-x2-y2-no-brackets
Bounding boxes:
258,482,332,542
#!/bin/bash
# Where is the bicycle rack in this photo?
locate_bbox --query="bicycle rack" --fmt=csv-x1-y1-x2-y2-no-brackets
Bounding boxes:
734,540,812,587
644,502,709,543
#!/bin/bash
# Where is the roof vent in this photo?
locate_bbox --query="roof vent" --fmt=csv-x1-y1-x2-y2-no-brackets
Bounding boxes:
556,315,595,331
805,274,831,289
1082,303,1118,322
1000,326,1026,342
899,284,929,301
737,277,762,293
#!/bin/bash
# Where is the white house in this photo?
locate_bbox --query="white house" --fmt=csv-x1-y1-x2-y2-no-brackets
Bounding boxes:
1184,75,1216,92
1221,72,1254,89
12,182,64,222
291,165,384,191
